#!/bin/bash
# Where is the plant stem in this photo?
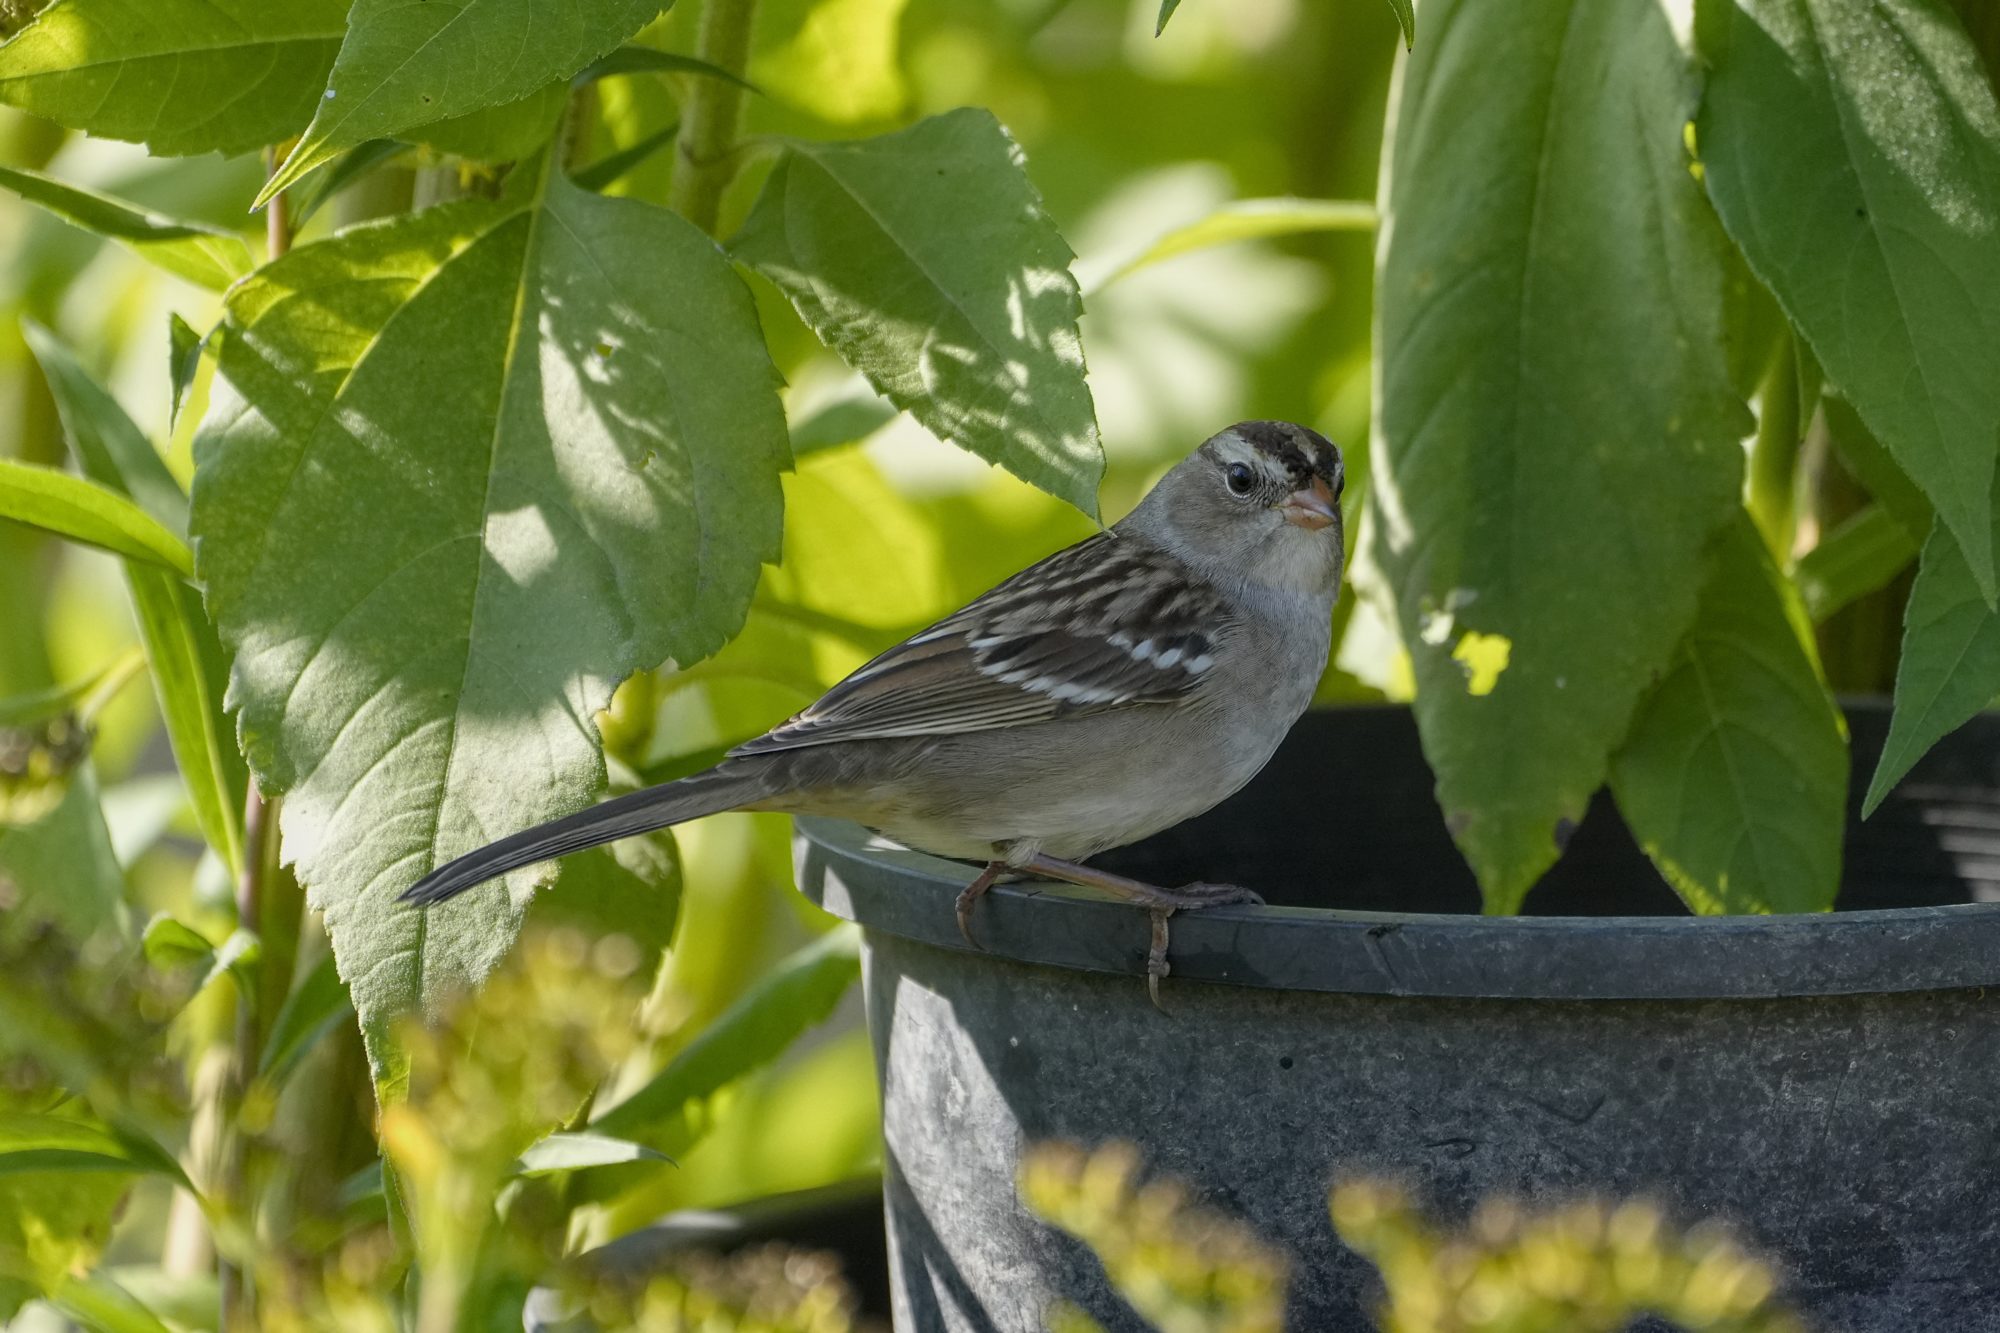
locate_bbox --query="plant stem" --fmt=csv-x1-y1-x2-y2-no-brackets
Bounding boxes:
668,0,759,235
1748,337,1801,561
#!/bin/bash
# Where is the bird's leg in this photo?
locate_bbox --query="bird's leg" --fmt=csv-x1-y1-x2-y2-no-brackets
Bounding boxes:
1019,854,1263,1008
954,860,1007,950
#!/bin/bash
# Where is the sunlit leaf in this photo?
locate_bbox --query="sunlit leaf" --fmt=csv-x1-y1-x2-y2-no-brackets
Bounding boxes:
1373,0,1749,910
735,109,1102,517
1697,0,2000,601
47,1273,176,1333
1158,0,1411,45
0,460,192,576
0,0,350,158
0,166,251,291
260,0,666,204
1865,497,2000,814
1611,518,1847,914
592,926,860,1155
28,325,248,877
0,1167,131,1323
1797,506,1920,623
167,316,203,433
751,0,907,123
193,159,786,1075
512,1130,669,1175
1090,196,1375,293
0,1113,185,1184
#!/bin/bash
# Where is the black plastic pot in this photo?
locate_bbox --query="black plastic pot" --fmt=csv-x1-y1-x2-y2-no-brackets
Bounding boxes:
794,703,2000,1332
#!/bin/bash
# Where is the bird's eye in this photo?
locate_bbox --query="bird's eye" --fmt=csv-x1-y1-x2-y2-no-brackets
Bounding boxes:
1225,462,1255,496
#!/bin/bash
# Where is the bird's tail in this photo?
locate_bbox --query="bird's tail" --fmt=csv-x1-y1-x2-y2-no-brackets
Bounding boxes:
399,764,774,908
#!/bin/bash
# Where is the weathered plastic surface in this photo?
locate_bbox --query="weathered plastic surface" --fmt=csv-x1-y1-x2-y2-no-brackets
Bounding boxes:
794,705,2000,1332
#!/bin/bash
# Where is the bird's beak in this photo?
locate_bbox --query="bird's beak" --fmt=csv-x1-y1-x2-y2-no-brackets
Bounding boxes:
1280,476,1338,531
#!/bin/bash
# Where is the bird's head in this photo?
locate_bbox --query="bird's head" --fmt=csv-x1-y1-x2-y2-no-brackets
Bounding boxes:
1122,420,1346,597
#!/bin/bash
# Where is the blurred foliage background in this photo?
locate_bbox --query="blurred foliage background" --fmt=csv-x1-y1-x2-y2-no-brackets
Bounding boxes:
0,0,1400,1325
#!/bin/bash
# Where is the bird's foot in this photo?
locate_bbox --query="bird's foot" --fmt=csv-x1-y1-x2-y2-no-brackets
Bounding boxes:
954,861,1006,949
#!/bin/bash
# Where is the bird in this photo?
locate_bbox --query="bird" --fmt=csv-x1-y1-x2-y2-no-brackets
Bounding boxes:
402,420,1346,1003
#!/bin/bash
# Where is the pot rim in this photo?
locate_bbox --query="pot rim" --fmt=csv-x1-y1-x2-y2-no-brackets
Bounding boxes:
794,815,2000,1000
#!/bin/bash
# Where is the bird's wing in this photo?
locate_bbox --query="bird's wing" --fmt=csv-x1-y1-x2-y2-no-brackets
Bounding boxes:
728,531,1232,757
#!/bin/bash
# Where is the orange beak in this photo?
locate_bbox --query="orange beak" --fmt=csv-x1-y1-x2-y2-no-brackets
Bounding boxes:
1280,475,1338,531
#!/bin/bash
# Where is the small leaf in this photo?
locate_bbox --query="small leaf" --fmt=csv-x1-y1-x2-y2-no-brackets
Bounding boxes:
24,321,186,535
576,44,762,93
140,914,213,971
1610,517,1847,914
511,1130,669,1176
0,1114,185,1184
194,160,786,1073
259,0,666,204
1386,0,1415,47
1822,394,1934,542
29,325,248,876
788,385,899,457
258,951,355,1084
0,0,349,158
1866,503,2000,814
1155,0,1182,35
167,316,203,433
1697,0,2000,601
735,110,1102,517
1796,506,1919,624
291,140,411,227
570,120,679,193
0,166,251,291
592,927,860,1155
0,459,192,576
47,1273,177,1333
1090,197,1375,293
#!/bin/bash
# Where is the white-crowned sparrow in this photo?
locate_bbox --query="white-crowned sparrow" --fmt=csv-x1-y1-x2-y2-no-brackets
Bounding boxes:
404,421,1346,1000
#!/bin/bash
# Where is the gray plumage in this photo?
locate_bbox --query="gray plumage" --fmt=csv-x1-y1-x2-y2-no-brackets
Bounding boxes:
401,420,1345,911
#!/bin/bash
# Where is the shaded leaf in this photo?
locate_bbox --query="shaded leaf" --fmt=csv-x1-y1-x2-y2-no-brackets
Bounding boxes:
0,459,192,576
570,120,679,193
291,139,412,227
734,109,1102,517
1696,0,2000,600
1610,517,1847,914
1372,0,1749,909
0,166,251,291
512,1130,669,1176
413,80,567,163
192,161,786,1075
0,764,125,941
1865,498,2000,813
1797,506,1920,623
258,950,354,1084
577,44,761,93
1090,196,1375,293
0,0,349,158
28,325,248,876
592,926,859,1155
1823,393,1935,542
260,0,665,203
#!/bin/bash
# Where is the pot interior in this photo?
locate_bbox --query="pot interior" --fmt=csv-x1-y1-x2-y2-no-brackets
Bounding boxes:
1089,702,2000,918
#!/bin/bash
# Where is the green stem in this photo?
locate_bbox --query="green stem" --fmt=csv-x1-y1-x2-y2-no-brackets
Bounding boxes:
668,0,759,235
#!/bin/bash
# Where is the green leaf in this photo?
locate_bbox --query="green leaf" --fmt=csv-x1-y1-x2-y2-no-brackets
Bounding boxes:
1610,517,1847,915
167,315,203,433
0,1114,185,1184
139,914,212,970
1796,506,1920,623
1372,0,1749,910
413,80,567,163
192,161,786,1075
0,0,350,158
23,320,186,535
0,166,251,292
258,950,355,1084
28,325,249,876
734,109,1103,518
0,459,192,577
1696,0,2000,602
259,0,667,204
48,1273,177,1333
1159,0,1411,44
1865,501,2000,814
0,764,125,939
1089,197,1376,293
570,120,680,193
511,1130,669,1176
0,1167,131,1323
1823,394,1935,542
1156,0,1183,35
292,140,412,227
592,926,859,1155
788,385,899,457
577,44,762,93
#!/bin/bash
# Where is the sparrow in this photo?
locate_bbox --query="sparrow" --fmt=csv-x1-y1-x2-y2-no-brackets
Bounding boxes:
403,421,1346,1003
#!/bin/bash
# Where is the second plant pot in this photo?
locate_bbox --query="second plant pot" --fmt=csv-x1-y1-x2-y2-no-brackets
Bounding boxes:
794,703,2000,1333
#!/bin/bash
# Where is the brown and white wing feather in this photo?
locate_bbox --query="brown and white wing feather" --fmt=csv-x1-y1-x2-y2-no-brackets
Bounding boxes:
729,532,1230,758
